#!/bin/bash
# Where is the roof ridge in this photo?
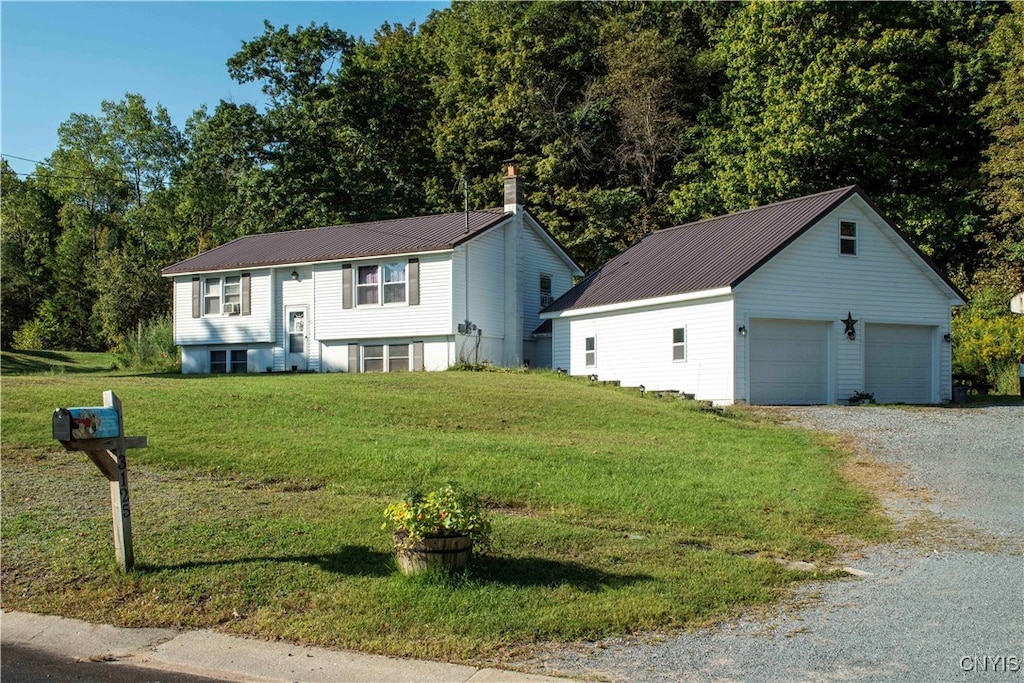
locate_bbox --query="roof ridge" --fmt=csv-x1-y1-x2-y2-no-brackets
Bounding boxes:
660,186,857,234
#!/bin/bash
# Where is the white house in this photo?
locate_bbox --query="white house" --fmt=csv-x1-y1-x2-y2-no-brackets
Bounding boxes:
162,164,583,374
541,186,966,405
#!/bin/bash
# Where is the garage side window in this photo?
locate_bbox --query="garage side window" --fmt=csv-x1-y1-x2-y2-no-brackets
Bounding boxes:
840,221,857,255
672,327,686,362
585,336,596,367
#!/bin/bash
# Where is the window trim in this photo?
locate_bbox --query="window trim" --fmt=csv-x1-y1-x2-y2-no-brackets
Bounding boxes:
210,348,248,374
672,327,687,363
204,277,222,316
354,260,408,307
584,336,596,367
840,220,857,256
361,342,412,372
539,273,554,309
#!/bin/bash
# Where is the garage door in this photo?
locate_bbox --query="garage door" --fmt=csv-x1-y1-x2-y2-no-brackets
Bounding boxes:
749,319,829,405
865,324,933,404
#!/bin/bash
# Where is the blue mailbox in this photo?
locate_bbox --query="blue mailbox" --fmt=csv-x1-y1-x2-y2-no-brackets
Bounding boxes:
53,406,122,441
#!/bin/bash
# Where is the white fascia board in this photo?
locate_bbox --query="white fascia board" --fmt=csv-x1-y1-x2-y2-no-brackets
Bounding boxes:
540,286,734,319
163,248,455,278
523,211,584,277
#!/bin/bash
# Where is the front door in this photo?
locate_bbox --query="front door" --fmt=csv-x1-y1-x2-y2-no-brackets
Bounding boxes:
286,306,307,371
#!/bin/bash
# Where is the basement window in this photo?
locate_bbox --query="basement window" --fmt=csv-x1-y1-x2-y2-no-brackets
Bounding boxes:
840,221,857,256
211,349,247,374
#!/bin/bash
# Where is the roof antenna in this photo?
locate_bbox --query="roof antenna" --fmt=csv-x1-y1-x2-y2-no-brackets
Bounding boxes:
454,173,469,233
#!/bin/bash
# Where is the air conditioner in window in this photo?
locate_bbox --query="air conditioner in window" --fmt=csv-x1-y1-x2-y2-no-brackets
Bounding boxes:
539,294,554,308
224,303,241,315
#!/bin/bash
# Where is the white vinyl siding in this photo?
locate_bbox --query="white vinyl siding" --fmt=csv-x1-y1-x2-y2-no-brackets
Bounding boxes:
562,295,734,401
173,270,274,346
735,195,956,403
315,253,453,340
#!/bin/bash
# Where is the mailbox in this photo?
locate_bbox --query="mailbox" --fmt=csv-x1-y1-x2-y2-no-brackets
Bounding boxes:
53,406,122,441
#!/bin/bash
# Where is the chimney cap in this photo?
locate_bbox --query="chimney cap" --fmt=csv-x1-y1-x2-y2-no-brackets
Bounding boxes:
503,158,519,176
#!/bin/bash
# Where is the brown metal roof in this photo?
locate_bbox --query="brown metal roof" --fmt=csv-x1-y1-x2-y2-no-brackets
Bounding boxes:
162,209,509,275
546,186,865,312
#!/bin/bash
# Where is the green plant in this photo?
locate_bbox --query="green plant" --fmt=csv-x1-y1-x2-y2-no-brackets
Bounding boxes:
848,391,875,405
382,483,492,550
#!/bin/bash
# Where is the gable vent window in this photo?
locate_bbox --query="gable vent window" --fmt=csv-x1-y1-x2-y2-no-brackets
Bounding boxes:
672,327,687,362
840,221,857,256
585,336,596,367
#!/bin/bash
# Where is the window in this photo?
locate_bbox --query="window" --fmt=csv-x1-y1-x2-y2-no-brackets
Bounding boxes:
230,349,247,373
356,262,407,306
357,265,379,305
585,336,596,367
363,345,385,372
210,349,226,373
389,343,410,372
539,274,553,309
204,278,221,315
840,221,857,255
211,349,247,374
672,327,686,362
383,262,407,304
223,276,241,314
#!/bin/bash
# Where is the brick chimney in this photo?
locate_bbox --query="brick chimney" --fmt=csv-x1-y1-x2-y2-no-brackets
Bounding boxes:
503,159,523,214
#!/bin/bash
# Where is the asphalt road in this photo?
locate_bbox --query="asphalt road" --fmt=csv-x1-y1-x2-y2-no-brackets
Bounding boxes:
527,404,1024,682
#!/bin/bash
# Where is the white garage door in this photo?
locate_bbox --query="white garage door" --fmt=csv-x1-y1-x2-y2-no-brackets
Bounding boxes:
749,319,829,405
865,324,933,404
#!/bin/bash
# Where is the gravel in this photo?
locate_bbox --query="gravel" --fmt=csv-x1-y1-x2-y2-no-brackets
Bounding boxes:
526,405,1024,682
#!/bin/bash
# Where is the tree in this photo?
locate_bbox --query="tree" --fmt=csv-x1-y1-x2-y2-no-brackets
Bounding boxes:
0,160,60,349
977,2,1024,285
670,1,1005,273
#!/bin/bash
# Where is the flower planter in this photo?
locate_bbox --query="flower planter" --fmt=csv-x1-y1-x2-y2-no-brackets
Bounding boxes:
394,533,472,576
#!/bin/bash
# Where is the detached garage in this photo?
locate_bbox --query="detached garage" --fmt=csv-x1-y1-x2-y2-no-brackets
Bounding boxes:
542,186,965,405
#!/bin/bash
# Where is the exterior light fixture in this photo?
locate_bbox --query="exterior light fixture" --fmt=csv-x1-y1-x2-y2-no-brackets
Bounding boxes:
291,270,299,281
738,325,747,336
943,333,952,343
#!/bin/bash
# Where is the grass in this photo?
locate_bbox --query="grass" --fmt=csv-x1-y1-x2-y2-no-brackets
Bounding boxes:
1,360,891,664
1,349,118,375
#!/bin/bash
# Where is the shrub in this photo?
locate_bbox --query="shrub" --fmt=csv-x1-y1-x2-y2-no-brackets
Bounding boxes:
113,315,180,372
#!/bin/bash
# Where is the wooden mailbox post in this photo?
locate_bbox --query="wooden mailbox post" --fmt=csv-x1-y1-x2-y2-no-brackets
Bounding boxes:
52,390,147,571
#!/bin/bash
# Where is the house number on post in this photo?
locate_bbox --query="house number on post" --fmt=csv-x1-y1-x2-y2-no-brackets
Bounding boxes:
52,390,147,572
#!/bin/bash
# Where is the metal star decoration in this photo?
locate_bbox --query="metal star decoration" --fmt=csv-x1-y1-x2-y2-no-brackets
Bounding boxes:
841,312,858,336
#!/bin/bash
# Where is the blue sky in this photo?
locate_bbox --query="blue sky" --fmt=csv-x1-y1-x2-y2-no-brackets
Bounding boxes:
1,1,448,178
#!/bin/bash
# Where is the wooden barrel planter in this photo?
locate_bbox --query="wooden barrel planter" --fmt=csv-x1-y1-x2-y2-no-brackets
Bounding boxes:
394,533,472,576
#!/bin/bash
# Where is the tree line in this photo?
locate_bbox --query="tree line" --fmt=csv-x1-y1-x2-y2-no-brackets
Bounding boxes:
2,0,1021,357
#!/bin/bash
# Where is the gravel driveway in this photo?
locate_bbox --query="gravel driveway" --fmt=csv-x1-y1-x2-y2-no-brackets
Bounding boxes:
527,405,1023,682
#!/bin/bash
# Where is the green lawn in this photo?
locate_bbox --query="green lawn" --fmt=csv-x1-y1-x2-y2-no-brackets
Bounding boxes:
1,365,889,662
